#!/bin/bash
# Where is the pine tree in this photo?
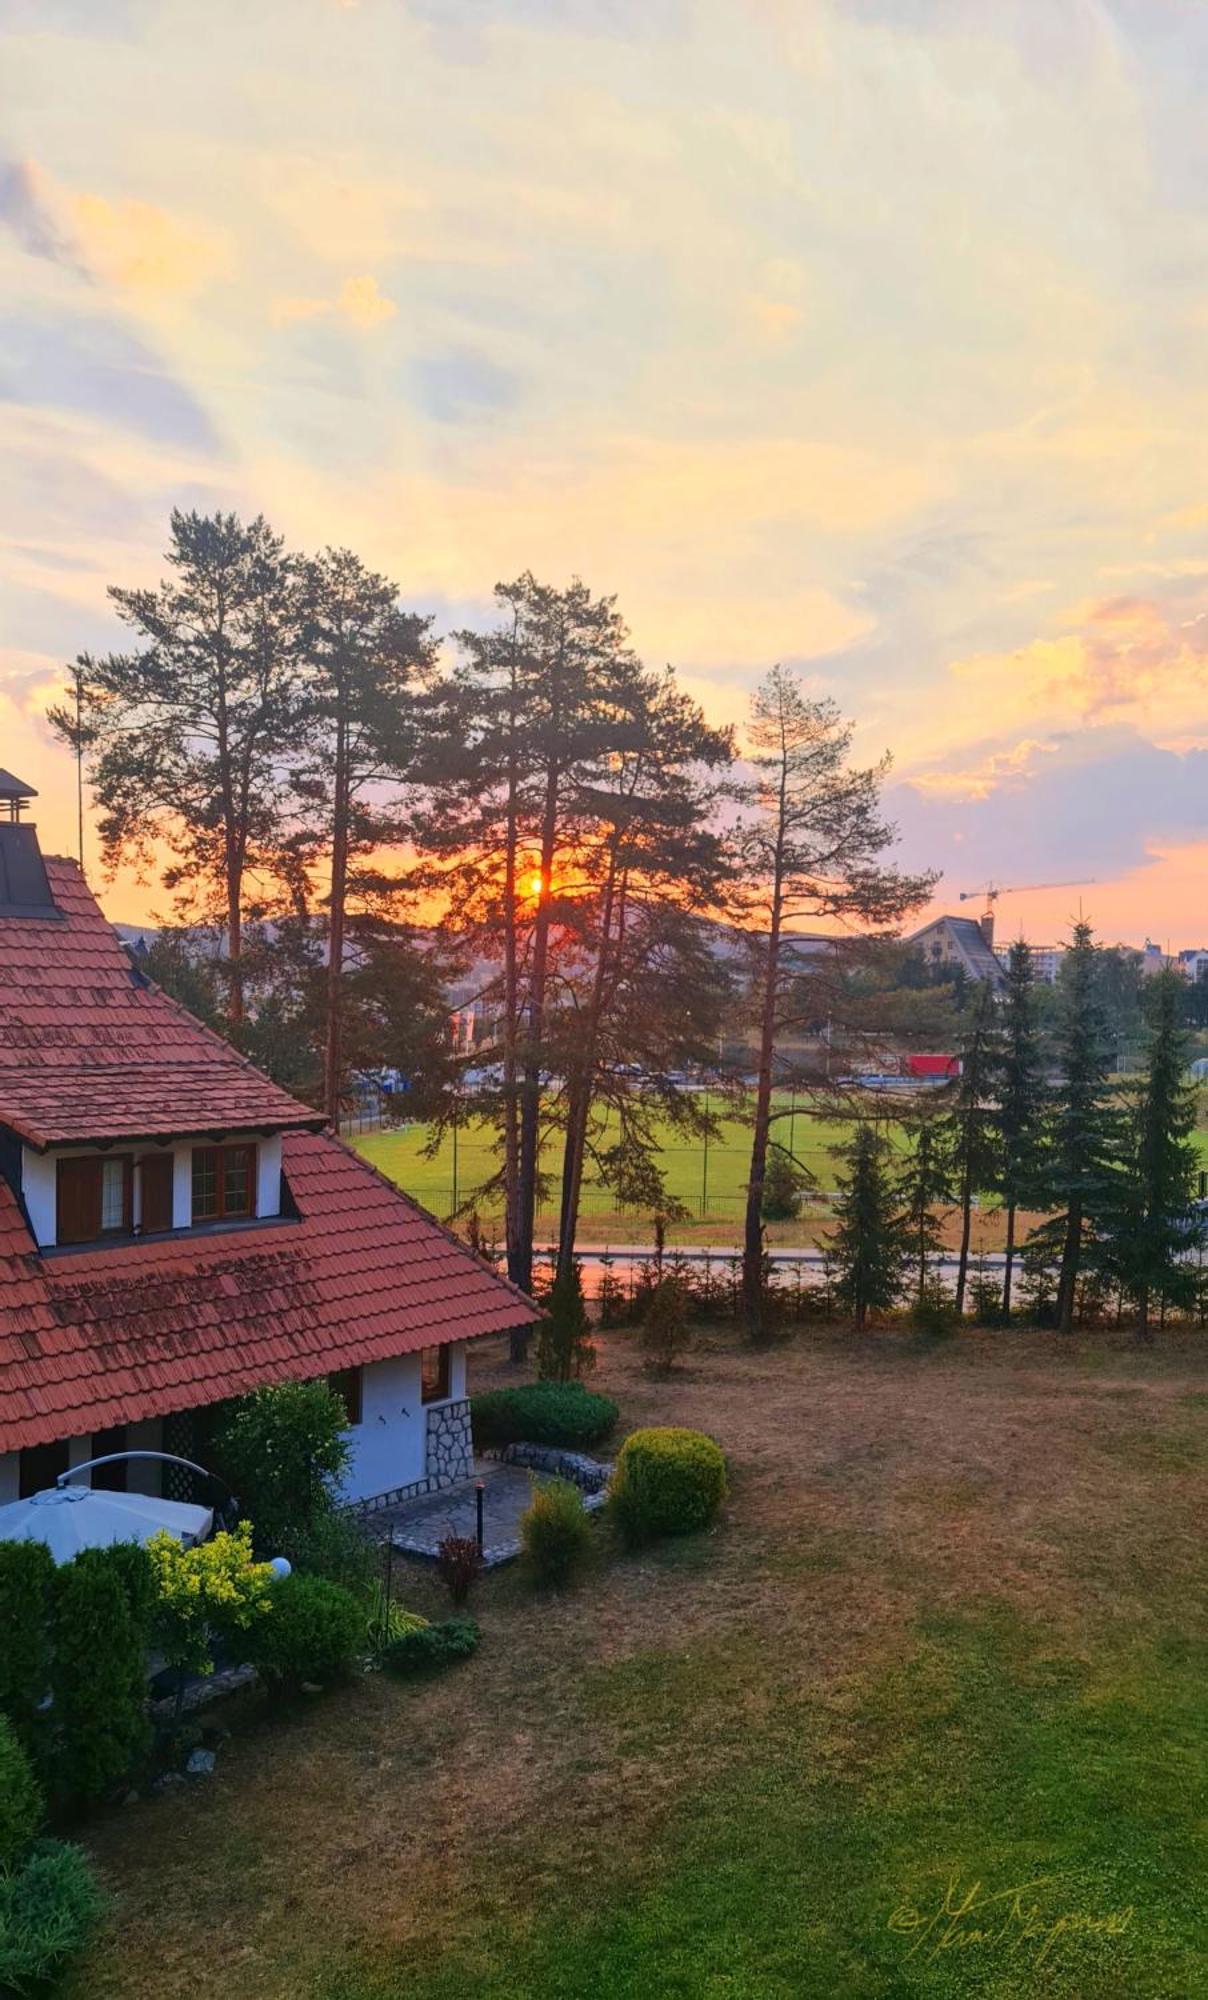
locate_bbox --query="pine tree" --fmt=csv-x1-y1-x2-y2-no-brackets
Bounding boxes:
288,547,436,1121
996,941,1046,1318
536,1262,595,1381
734,667,934,1340
944,978,1004,1315
1104,969,1202,1338
896,1108,953,1307
827,1123,907,1330
1030,923,1121,1333
55,513,305,1023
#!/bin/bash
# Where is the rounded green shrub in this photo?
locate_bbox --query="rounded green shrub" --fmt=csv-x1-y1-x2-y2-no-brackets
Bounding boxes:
521,1477,593,1588
471,1382,618,1452
0,1840,104,1994
0,1717,42,1873
246,1574,364,1691
609,1427,728,1545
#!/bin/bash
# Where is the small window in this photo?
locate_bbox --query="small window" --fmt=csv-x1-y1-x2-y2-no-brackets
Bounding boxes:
421,1345,450,1404
100,1158,126,1232
327,1367,363,1427
191,1145,257,1224
56,1156,131,1244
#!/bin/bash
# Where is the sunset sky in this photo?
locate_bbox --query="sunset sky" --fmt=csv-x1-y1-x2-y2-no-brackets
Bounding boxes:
2,0,1207,948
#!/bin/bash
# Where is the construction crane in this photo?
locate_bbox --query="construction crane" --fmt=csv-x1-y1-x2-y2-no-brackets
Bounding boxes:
959,879,1094,924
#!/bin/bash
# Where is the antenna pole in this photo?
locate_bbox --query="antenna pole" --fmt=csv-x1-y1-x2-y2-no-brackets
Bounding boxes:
75,665,85,873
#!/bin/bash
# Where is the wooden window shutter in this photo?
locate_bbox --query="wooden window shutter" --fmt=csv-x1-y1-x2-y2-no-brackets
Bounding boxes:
56,1158,101,1245
140,1154,174,1233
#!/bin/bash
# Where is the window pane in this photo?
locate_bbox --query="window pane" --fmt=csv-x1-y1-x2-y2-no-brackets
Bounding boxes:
101,1159,126,1232
327,1368,363,1426
421,1346,450,1403
223,1149,251,1216
192,1148,219,1220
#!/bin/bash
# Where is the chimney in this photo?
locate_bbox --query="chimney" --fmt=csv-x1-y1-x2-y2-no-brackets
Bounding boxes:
0,772,60,918
979,909,994,951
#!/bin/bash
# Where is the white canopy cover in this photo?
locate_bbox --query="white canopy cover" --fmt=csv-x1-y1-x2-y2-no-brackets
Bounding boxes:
0,1485,213,1563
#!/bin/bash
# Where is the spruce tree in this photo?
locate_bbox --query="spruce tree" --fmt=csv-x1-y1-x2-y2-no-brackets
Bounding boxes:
827,1123,907,1330
896,1107,953,1308
944,978,1003,1315
1105,969,1202,1338
997,941,1047,1318
1030,922,1121,1333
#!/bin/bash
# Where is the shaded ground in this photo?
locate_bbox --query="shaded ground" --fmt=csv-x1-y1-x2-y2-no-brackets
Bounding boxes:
75,1324,1208,1999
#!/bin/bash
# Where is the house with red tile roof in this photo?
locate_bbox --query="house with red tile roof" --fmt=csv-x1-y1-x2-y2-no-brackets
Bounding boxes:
0,778,537,1511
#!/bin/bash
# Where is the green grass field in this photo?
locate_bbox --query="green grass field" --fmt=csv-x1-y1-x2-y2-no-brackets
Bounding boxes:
80,1326,1208,2000
352,1092,886,1239
352,1092,1208,1248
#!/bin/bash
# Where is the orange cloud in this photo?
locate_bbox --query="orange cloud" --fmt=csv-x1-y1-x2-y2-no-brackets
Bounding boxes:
270,273,397,329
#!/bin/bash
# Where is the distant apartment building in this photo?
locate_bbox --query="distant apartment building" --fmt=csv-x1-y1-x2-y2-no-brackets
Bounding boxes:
1178,949,1208,983
905,913,1005,990
995,941,1063,985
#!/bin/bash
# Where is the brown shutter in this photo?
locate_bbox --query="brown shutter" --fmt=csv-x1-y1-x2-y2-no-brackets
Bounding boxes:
140,1153,174,1233
56,1157,101,1244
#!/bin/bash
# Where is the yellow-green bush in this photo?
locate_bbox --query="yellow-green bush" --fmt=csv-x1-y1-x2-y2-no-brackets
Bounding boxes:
609,1427,728,1545
147,1521,274,1676
521,1476,593,1588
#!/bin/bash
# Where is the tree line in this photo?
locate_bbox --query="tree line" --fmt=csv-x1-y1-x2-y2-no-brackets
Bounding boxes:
829,931,1205,1339
56,511,931,1331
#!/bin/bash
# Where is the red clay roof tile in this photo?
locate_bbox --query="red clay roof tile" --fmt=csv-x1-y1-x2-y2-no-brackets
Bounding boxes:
0,854,537,1453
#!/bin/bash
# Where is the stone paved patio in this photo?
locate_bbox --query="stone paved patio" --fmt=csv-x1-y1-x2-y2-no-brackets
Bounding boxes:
371,1455,609,1566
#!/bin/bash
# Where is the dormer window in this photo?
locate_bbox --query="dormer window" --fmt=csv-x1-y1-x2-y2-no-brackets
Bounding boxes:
191,1144,257,1223
57,1155,132,1245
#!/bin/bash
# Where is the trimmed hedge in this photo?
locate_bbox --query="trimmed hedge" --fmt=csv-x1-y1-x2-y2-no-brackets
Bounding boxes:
0,1542,54,1752
245,1574,364,1691
609,1427,728,1545
51,1546,153,1805
382,1618,480,1678
471,1382,618,1452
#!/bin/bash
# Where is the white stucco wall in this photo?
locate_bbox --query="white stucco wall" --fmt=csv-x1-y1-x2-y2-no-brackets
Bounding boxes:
1,1345,468,1514
21,1133,285,1247
337,1343,468,1504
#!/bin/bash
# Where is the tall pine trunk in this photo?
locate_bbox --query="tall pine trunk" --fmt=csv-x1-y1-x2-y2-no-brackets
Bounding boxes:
1056,1201,1081,1333
322,700,350,1126
1002,1201,1017,1317
555,849,621,1278
743,895,783,1339
743,752,787,1341
954,1153,973,1315
514,763,559,1295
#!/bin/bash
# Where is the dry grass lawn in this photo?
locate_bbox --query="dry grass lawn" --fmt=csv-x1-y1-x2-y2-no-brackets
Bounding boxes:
72,1324,1208,1999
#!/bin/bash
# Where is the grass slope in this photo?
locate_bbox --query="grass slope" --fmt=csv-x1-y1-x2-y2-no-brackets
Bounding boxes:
79,1328,1208,2000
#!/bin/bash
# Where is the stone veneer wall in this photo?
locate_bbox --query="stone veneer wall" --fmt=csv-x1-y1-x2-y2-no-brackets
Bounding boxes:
425,1398,473,1486
350,1397,474,1515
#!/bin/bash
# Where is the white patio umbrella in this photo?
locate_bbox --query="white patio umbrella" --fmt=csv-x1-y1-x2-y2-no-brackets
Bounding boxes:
0,1485,213,1564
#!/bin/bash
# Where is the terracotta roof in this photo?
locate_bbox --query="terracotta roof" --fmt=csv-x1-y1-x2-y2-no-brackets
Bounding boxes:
0,857,322,1145
0,850,537,1452
0,1129,537,1454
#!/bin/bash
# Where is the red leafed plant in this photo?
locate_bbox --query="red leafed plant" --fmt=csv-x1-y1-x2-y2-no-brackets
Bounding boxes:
435,1536,482,1606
